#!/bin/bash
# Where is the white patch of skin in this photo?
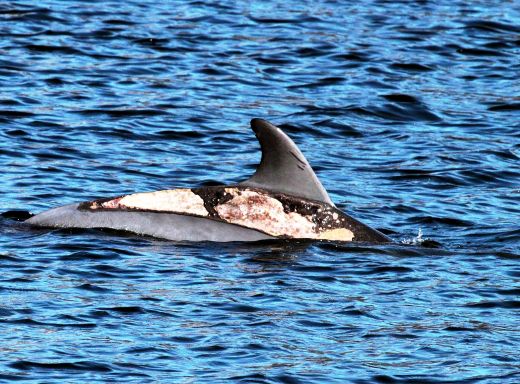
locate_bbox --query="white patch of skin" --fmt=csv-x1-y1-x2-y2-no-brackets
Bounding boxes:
317,228,354,241
216,189,316,238
115,189,208,216
217,189,355,240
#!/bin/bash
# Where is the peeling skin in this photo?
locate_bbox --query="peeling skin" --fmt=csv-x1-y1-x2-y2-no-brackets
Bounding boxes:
216,189,316,238
100,197,124,209
214,188,354,240
84,186,357,241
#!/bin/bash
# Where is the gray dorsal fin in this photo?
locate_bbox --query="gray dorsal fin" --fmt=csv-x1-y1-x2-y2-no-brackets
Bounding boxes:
239,118,334,205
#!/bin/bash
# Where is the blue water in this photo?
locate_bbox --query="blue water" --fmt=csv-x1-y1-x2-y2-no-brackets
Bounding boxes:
1,0,519,382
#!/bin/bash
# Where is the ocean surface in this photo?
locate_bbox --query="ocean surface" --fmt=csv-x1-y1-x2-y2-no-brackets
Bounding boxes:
1,1,519,382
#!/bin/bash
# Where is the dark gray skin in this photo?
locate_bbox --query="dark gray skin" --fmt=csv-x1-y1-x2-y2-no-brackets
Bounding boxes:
26,119,391,243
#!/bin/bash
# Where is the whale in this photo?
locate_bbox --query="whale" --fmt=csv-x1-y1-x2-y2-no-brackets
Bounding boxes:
25,119,391,243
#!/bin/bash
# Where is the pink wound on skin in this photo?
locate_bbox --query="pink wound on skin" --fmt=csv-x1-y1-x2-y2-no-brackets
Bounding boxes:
215,189,316,238
98,197,125,209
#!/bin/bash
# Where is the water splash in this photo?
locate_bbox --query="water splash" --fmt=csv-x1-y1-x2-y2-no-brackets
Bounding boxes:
402,228,424,245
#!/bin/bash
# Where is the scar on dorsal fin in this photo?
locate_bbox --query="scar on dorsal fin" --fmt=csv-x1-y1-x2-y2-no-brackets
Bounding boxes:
239,118,334,206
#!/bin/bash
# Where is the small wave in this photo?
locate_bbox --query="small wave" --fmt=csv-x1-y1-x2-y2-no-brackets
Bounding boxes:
408,216,473,227
389,62,434,72
75,283,111,292
24,44,82,55
382,93,420,103
465,300,520,309
75,108,170,117
10,360,111,372
456,46,505,56
3,318,96,328
0,110,34,118
100,306,146,314
488,103,520,112
464,20,520,33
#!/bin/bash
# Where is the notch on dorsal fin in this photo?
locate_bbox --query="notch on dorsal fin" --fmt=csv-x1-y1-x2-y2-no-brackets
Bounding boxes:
240,118,334,206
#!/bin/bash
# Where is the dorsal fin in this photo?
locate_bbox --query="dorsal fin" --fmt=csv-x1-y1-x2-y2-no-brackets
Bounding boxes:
239,118,334,205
